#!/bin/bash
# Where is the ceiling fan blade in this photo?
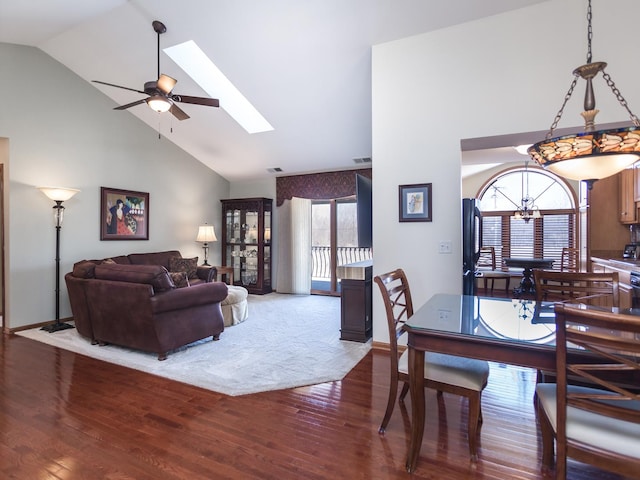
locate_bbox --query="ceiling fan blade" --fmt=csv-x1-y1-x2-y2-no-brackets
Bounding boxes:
114,99,147,110
157,74,177,95
172,94,220,108
170,104,190,121
93,80,146,95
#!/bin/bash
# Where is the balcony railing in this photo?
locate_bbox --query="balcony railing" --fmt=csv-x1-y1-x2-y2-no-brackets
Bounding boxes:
312,246,373,280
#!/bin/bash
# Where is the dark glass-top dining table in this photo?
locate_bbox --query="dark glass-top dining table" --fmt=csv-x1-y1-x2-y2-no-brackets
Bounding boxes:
503,257,554,295
401,293,638,473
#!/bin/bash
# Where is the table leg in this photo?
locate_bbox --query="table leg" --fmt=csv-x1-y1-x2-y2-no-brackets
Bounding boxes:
513,267,535,296
406,346,425,473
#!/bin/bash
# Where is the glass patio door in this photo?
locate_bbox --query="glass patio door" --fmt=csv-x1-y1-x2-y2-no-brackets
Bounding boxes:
311,198,368,295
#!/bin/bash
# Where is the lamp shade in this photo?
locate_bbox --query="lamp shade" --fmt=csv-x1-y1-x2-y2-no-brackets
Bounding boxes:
528,127,640,182
146,95,172,113
37,186,80,202
196,224,217,243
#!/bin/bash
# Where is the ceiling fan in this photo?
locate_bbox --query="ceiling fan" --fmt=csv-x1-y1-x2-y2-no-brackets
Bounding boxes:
92,20,219,121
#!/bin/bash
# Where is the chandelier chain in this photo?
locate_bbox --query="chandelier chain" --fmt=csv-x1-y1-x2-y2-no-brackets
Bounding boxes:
586,0,592,64
546,0,640,136
602,72,640,127
546,77,579,139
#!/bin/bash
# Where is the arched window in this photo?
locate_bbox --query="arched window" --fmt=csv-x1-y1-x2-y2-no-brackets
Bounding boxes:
477,166,577,270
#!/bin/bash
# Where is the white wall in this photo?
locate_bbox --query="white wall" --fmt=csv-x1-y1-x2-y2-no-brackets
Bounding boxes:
371,0,640,343
0,43,230,329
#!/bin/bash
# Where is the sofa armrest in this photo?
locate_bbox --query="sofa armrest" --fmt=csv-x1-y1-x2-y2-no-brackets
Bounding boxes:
151,281,228,313
196,265,217,283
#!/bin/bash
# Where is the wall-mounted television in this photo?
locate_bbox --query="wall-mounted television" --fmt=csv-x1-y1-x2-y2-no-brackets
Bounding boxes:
356,173,372,249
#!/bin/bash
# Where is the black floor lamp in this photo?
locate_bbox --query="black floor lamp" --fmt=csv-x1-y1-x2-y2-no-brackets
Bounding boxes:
37,186,80,333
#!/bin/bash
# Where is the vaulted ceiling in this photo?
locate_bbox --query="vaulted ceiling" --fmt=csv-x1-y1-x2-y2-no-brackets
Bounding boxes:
0,0,548,182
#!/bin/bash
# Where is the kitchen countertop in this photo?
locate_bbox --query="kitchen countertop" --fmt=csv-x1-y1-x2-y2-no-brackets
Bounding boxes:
592,256,640,270
336,259,373,281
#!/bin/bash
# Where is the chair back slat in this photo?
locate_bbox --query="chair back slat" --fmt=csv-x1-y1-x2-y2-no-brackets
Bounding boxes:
533,270,620,308
561,247,580,272
477,247,497,270
374,269,414,362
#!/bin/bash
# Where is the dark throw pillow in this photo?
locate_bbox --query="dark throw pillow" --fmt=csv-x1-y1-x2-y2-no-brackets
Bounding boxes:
169,256,199,279
169,271,190,288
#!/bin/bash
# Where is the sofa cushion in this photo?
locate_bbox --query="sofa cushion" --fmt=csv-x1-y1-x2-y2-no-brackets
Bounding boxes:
169,256,199,279
94,263,175,292
106,255,131,265
129,250,182,270
73,260,98,279
169,271,190,288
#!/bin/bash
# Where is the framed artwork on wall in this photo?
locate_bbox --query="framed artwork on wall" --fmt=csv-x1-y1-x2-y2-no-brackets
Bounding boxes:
399,183,432,222
100,187,149,240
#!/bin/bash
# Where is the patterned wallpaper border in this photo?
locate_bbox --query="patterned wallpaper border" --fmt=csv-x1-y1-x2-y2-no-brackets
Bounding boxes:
276,168,372,206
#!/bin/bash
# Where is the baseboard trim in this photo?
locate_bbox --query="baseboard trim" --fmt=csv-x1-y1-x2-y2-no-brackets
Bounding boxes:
7,316,74,334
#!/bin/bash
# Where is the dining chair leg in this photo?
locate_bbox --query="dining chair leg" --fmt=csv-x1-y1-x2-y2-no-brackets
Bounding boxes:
379,373,399,434
467,393,481,460
536,401,555,473
399,382,409,402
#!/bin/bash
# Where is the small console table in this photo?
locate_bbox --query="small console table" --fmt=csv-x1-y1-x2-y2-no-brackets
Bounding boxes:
215,265,234,285
336,260,373,342
503,257,554,295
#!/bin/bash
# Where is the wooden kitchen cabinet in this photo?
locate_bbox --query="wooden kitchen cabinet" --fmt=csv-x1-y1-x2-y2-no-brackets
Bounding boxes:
589,174,631,259
619,167,637,223
635,163,640,201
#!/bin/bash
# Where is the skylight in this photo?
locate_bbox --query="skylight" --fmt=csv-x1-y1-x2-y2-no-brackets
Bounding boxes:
164,40,273,134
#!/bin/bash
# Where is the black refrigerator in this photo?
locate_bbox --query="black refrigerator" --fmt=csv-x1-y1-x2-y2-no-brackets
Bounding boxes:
462,198,482,296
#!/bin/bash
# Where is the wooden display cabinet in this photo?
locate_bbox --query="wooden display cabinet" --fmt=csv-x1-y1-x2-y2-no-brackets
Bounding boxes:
221,198,272,295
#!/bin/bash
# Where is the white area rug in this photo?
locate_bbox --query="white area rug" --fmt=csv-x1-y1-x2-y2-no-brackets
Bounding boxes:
17,293,371,396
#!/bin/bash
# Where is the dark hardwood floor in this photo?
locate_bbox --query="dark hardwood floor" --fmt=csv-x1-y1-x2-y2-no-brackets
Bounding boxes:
0,333,629,479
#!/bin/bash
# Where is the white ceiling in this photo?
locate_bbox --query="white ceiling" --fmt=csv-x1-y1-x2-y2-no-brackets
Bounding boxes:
0,0,548,182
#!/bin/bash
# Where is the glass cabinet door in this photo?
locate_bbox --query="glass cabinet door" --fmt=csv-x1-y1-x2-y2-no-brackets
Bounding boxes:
221,198,272,294
264,210,271,287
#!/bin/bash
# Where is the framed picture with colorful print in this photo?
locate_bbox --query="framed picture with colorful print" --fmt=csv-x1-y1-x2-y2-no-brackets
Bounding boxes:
399,183,432,222
100,187,149,240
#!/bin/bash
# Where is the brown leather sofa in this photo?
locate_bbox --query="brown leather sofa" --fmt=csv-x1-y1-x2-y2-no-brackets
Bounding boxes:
65,251,228,360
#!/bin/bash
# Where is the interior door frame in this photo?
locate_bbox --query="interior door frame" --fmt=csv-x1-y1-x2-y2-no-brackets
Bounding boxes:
0,163,5,333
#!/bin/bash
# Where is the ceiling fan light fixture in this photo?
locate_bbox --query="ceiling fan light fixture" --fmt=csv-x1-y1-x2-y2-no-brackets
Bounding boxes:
528,0,640,188
146,95,172,113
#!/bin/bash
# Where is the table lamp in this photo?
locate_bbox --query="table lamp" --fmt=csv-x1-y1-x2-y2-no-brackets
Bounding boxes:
196,224,217,266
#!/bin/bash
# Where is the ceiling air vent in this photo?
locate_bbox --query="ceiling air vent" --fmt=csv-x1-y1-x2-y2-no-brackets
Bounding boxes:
267,167,283,173
353,157,372,164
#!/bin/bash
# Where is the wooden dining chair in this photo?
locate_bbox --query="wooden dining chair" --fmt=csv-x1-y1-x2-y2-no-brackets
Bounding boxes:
533,270,621,389
535,303,640,479
374,268,490,459
533,270,619,308
476,246,511,295
560,247,580,272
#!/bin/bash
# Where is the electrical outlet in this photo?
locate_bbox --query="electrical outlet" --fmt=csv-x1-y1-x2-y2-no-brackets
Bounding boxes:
438,241,452,254
437,309,451,322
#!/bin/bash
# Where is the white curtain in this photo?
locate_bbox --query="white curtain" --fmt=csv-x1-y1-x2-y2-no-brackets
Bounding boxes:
276,197,312,294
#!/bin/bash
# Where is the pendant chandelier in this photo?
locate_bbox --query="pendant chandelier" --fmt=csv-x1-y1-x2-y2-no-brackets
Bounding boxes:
514,161,540,222
527,0,640,189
